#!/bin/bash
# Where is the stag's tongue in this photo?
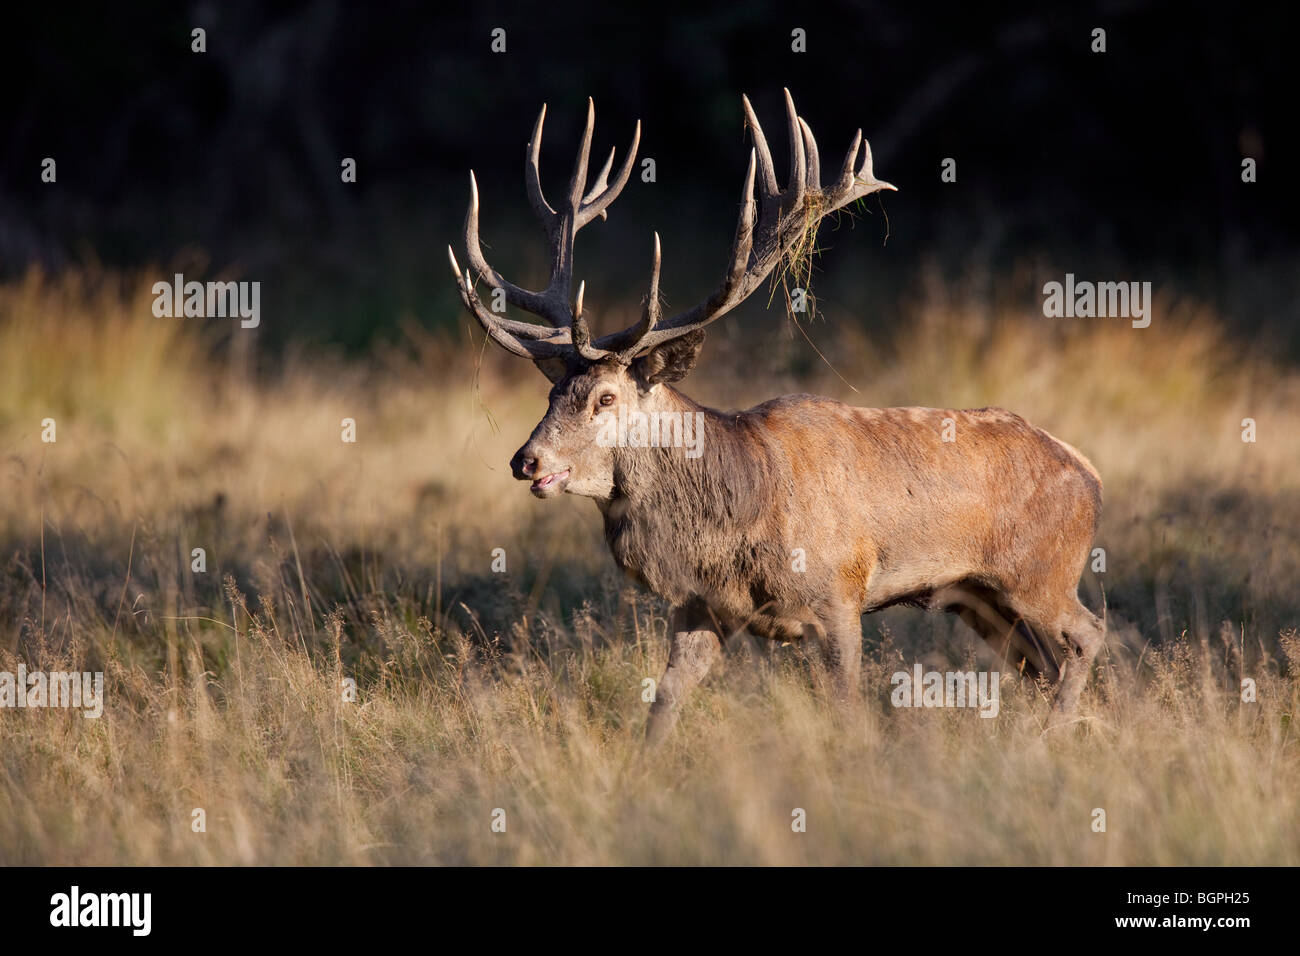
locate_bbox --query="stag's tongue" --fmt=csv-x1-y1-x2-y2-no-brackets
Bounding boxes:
533,469,569,490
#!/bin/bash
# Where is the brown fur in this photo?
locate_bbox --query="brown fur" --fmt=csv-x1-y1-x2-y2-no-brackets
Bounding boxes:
509,361,1105,742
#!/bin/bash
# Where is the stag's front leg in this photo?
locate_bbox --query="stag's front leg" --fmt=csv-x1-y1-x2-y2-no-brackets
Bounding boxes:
645,602,723,747
815,605,864,703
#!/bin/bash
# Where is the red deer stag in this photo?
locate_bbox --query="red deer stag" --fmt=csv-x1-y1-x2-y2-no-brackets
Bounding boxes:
448,91,1104,742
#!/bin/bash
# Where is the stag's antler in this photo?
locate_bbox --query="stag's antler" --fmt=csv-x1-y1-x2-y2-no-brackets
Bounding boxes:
448,90,894,363
447,97,639,359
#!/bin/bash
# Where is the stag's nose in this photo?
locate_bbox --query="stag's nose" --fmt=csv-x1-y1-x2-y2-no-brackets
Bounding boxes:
510,447,537,480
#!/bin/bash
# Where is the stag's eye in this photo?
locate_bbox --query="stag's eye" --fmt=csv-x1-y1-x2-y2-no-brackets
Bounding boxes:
598,393,616,407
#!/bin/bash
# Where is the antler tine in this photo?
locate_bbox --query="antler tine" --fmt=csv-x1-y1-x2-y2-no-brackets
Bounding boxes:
708,152,760,311
447,247,571,359
605,232,662,360
567,97,597,212
645,231,662,325
570,281,612,360
856,137,896,193
826,128,897,203
798,117,821,191
584,147,616,205
577,120,640,228
833,129,863,196
463,171,570,327
728,149,760,283
783,88,807,209
741,94,781,199
525,104,557,226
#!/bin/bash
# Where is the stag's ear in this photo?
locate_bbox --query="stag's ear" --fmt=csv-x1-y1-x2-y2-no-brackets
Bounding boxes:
631,331,706,388
532,356,570,384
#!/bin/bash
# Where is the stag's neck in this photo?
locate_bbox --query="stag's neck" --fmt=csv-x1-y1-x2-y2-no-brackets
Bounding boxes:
596,386,776,600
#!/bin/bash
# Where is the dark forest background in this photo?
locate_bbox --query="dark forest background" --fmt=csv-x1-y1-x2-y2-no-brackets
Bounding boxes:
1,0,1295,354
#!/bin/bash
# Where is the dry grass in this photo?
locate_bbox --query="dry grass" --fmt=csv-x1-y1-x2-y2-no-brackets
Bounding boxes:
1,267,1297,864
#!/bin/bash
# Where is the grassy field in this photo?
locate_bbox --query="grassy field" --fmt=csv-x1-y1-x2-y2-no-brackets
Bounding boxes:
1,267,1297,864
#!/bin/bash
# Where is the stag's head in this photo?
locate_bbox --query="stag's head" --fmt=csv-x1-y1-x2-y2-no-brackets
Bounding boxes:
448,90,894,500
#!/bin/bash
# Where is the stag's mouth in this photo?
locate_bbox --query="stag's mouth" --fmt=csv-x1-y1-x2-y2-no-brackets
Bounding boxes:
530,469,570,497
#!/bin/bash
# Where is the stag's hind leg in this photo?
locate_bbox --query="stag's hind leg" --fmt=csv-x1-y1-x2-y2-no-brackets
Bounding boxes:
1051,601,1105,716
645,600,723,747
936,583,1056,680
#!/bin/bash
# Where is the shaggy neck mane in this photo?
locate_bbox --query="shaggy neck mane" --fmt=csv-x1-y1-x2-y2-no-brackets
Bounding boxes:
600,385,778,599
